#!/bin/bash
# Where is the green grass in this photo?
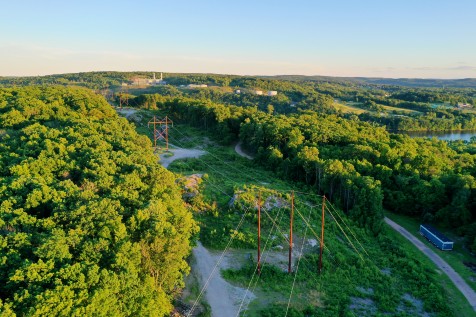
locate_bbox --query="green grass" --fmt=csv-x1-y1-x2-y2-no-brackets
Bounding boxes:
333,102,367,114
385,212,476,293
381,105,421,114
383,219,475,317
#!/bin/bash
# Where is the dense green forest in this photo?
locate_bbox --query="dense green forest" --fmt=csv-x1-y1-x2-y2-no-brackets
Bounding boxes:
0,86,197,316
128,95,476,252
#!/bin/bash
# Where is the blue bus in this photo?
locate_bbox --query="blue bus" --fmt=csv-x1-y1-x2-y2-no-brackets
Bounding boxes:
419,224,454,251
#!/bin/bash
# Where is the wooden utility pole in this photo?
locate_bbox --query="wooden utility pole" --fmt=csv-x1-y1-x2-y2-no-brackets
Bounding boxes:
257,192,261,275
319,196,326,273
148,116,173,150
119,86,129,109
288,191,294,274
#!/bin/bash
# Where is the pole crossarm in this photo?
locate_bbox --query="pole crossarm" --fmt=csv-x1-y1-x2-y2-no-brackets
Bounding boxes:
148,116,173,150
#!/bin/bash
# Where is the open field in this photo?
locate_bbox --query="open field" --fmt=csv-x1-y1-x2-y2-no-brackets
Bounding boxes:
381,104,421,114
332,102,367,114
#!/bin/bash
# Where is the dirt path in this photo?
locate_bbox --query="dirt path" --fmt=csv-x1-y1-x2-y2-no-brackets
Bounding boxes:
234,141,254,160
159,147,206,168
115,107,137,118
191,242,255,317
384,217,476,311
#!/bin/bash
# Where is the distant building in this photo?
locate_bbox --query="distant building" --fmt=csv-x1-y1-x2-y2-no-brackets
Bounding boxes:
254,90,263,95
148,72,166,85
267,91,278,96
187,84,208,88
131,72,166,86
457,103,472,109
235,89,241,94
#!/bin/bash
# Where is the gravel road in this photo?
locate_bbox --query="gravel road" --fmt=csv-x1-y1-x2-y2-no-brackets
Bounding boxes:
234,142,254,160
159,148,206,168
384,217,476,311
191,242,255,317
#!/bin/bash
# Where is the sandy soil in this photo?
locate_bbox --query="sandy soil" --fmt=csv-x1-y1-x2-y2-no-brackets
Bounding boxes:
384,217,476,311
159,147,206,168
191,242,255,317
115,107,137,118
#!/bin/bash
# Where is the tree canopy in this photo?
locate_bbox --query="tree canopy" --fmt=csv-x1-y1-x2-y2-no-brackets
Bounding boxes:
0,86,197,316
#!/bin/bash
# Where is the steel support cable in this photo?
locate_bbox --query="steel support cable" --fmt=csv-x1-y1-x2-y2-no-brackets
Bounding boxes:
186,208,247,317
243,207,330,317
166,134,294,316
285,207,312,317
293,206,342,271
325,205,364,262
286,190,368,256
327,202,369,256
242,206,288,316
167,132,324,257
235,205,286,317
166,129,348,313
169,134,341,274
168,133,294,245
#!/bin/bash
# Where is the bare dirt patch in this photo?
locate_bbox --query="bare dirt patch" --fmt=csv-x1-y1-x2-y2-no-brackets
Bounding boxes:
189,242,255,317
234,141,254,160
115,107,138,118
159,147,206,168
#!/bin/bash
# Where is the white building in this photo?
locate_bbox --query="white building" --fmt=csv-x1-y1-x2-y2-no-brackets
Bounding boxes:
267,91,278,96
235,89,241,94
148,72,166,85
457,103,472,108
131,73,166,86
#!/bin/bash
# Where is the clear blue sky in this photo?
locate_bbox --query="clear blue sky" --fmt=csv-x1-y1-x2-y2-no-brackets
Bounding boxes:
1,0,475,78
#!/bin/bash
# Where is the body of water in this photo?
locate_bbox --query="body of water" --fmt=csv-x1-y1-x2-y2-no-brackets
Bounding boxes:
400,131,476,141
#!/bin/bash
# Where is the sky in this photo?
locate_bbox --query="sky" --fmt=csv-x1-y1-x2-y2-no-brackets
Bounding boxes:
1,0,475,78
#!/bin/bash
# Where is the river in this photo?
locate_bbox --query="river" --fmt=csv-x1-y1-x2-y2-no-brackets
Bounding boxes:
399,131,476,141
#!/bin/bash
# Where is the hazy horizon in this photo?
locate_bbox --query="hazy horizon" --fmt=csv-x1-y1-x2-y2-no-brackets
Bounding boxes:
1,0,475,79
2,70,476,81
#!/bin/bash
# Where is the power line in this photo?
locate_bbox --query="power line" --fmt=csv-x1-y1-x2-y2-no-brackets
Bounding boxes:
285,206,312,317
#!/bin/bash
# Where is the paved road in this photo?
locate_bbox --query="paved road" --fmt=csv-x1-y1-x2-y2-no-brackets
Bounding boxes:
384,217,476,311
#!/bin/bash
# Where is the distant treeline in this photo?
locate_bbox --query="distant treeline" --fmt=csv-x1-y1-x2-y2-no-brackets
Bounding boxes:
2,71,476,132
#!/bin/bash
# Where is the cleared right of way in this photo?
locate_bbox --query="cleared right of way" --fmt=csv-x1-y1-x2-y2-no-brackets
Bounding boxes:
384,217,476,311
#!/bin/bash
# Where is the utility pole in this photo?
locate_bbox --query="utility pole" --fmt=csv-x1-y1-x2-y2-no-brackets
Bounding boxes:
319,196,326,273
257,191,261,275
119,86,129,109
288,191,294,274
148,116,173,150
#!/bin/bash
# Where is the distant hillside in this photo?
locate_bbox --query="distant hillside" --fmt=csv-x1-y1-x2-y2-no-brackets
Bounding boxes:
264,75,476,88
2,72,476,89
